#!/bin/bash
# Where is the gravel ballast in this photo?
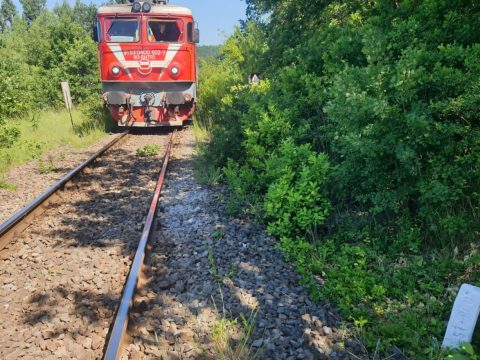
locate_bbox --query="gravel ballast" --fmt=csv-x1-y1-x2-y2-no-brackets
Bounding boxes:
124,129,366,359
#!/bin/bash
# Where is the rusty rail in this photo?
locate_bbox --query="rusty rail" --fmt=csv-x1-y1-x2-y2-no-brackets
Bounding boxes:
104,130,176,360
0,131,129,251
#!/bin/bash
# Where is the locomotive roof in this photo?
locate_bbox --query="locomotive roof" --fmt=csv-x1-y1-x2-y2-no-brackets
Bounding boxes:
97,4,193,16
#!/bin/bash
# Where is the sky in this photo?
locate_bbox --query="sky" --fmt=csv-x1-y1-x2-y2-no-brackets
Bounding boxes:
167,0,247,45
11,0,248,45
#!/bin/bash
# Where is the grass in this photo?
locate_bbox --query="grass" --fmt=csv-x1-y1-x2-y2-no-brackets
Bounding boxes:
212,229,225,240
0,177,16,190
0,108,109,176
192,119,223,185
192,117,210,143
207,245,262,360
210,307,259,360
194,161,223,186
38,155,57,174
208,246,223,283
278,230,480,358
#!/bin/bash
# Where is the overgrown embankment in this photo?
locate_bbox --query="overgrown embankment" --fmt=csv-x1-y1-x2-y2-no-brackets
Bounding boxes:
195,1,480,358
0,1,110,182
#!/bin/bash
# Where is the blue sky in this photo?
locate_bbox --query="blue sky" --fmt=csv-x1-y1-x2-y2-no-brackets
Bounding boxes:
169,0,247,45
11,0,247,45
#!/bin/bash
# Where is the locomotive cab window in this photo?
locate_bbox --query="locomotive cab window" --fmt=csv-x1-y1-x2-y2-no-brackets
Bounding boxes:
105,18,139,43
147,19,184,43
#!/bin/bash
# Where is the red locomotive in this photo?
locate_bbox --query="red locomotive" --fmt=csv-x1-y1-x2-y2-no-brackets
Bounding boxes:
94,0,198,126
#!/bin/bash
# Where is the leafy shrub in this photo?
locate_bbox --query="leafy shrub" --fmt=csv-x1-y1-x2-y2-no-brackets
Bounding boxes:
0,118,20,149
59,37,99,104
188,0,480,356
0,7,99,116
263,140,330,239
136,144,160,157
76,95,115,136
0,50,38,118
445,343,479,360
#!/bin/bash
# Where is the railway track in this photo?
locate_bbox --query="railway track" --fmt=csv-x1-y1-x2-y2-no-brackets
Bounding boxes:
0,131,129,251
0,129,177,360
104,130,176,359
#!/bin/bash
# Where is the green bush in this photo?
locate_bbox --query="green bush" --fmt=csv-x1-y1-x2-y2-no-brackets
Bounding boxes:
263,140,330,239
76,95,115,136
0,50,38,118
446,343,479,360
0,118,20,148
324,41,480,245
136,144,160,157
0,5,99,117
0,2,107,173
182,0,480,356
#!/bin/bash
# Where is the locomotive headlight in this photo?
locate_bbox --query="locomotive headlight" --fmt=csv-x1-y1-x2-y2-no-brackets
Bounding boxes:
142,2,151,12
170,66,179,76
111,66,121,75
131,1,141,12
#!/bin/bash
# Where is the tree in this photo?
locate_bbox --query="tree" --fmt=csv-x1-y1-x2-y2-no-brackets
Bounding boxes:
20,0,46,24
0,0,17,30
73,0,97,33
221,22,268,77
53,0,73,21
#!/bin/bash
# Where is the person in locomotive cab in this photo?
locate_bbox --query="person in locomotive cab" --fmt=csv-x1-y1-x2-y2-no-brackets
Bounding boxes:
148,21,180,42
148,21,168,42
148,22,166,41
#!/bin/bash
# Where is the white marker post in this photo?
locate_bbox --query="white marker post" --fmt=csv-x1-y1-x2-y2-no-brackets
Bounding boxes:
61,81,74,130
442,284,480,349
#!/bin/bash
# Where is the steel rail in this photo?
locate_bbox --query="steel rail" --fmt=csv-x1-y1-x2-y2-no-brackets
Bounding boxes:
0,131,129,251
104,130,176,360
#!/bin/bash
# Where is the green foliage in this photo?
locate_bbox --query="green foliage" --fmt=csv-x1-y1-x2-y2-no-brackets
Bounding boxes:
0,42,37,118
221,22,268,77
263,140,330,239
0,177,16,190
278,226,480,357
38,155,56,174
325,41,480,245
194,157,223,185
76,95,114,136
19,0,45,24
211,229,224,240
59,38,99,103
0,117,20,148
446,343,480,360
0,3,100,118
196,58,243,133
136,144,160,157
0,0,17,30
53,0,96,33
0,2,104,177
197,0,480,357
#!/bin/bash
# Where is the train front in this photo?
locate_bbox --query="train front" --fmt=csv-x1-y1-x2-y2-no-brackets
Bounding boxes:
94,1,198,126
